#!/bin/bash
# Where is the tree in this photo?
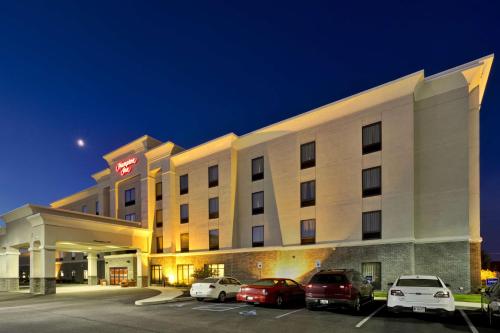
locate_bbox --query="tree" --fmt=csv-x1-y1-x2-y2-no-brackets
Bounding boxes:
191,266,216,281
482,249,491,270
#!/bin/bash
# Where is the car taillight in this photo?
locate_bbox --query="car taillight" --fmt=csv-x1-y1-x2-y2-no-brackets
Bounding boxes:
339,285,345,289
434,291,450,298
390,290,404,296
262,289,268,295
209,284,216,289
306,284,313,288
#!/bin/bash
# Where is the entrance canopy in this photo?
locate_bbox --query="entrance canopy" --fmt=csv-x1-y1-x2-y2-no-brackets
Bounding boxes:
0,204,151,294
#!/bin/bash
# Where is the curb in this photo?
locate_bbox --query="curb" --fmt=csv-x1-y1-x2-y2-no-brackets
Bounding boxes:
135,296,194,306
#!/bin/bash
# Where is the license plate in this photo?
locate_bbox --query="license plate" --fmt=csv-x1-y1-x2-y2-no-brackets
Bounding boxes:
247,296,253,300
413,306,425,313
320,300,329,304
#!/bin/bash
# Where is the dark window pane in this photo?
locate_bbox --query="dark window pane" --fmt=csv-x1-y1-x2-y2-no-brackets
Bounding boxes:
301,181,316,207
125,188,136,206
156,209,163,228
362,211,381,240
362,122,382,154
301,142,316,169
156,236,163,253
156,182,162,201
209,229,219,250
252,191,264,215
180,174,189,195
252,226,264,247
252,157,264,181
180,233,189,252
208,165,219,188
209,197,219,219
301,219,316,244
362,167,381,197
180,204,189,223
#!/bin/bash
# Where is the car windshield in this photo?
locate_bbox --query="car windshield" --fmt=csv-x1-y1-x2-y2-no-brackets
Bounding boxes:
396,278,442,287
310,274,347,284
200,278,220,283
251,279,279,286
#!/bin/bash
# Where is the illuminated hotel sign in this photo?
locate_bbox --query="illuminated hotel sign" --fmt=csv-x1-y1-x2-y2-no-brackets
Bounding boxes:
115,157,138,176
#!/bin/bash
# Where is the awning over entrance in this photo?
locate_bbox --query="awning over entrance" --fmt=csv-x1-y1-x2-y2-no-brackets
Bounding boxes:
0,204,151,294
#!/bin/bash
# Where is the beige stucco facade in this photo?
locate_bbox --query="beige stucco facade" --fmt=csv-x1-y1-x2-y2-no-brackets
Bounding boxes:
0,55,493,294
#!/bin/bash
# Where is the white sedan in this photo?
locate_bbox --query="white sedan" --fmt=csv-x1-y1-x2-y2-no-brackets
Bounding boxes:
387,275,455,315
190,277,242,302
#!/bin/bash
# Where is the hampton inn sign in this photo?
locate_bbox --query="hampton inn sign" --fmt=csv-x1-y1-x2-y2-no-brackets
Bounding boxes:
115,157,139,176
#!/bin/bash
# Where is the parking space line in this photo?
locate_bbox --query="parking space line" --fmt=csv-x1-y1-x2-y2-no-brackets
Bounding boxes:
192,304,249,312
275,309,304,319
355,304,385,328
459,309,479,333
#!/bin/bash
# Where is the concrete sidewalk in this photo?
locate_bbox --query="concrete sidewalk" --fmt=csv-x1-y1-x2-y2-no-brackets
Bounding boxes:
135,287,191,306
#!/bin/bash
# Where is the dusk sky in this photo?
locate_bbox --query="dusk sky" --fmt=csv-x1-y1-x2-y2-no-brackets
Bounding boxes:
0,1,499,258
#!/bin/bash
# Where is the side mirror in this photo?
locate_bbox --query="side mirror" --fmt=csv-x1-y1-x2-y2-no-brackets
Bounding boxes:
445,283,451,288
387,282,393,287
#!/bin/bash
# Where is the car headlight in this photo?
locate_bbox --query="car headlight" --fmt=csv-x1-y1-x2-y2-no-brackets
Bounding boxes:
390,290,404,296
434,291,450,298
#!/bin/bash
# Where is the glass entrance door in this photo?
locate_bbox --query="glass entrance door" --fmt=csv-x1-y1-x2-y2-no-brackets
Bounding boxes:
109,267,128,285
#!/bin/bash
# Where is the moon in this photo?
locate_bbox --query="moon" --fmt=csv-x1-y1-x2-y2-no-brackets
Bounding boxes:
77,138,85,147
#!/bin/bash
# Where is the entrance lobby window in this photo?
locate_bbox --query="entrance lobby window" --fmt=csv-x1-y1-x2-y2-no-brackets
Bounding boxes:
177,264,194,285
151,265,162,284
206,263,224,277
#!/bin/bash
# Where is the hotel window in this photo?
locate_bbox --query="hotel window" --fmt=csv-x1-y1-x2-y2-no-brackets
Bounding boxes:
362,122,382,154
125,213,136,221
177,264,194,284
362,262,382,290
300,141,316,169
71,252,76,260
156,236,163,253
206,263,224,277
156,209,163,228
180,174,189,195
209,229,219,250
362,167,381,197
151,265,162,284
252,225,264,247
180,233,189,252
301,180,316,207
209,197,219,219
156,182,162,201
208,165,219,188
95,201,99,215
252,156,264,181
81,205,88,213
300,219,316,245
180,204,189,223
125,188,136,206
252,191,264,215
362,210,382,240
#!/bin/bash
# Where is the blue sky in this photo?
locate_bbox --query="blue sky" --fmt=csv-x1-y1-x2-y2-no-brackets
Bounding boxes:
0,0,499,258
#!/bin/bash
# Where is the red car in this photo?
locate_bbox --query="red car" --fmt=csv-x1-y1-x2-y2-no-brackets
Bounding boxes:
236,278,305,307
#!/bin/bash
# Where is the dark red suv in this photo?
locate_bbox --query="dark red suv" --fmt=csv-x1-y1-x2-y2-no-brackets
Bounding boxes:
305,269,374,312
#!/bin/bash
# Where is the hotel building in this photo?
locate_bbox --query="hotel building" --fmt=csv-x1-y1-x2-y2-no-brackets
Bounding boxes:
0,55,493,294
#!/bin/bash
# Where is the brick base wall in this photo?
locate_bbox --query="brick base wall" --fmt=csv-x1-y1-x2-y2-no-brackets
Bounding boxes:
30,278,56,295
0,278,19,291
415,241,472,293
469,242,481,292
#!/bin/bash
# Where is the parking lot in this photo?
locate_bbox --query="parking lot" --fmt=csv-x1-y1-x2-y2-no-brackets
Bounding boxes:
0,288,497,333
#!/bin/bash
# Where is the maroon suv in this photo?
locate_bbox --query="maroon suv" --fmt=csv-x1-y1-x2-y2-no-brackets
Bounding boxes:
305,269,374,311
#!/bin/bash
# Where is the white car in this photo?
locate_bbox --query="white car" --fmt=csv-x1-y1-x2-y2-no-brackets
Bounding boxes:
387,275,455,315
190,277,242,302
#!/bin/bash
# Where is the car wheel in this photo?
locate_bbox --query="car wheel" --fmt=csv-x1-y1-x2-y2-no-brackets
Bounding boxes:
196,297,204,302
276,295,284,307
353,295,361,312
306,303,318,311
218,291,226,303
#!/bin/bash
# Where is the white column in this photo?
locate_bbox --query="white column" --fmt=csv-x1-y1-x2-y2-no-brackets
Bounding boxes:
1,247,19,291
87,253,98,285
30,244,56,295
136,249,149,288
